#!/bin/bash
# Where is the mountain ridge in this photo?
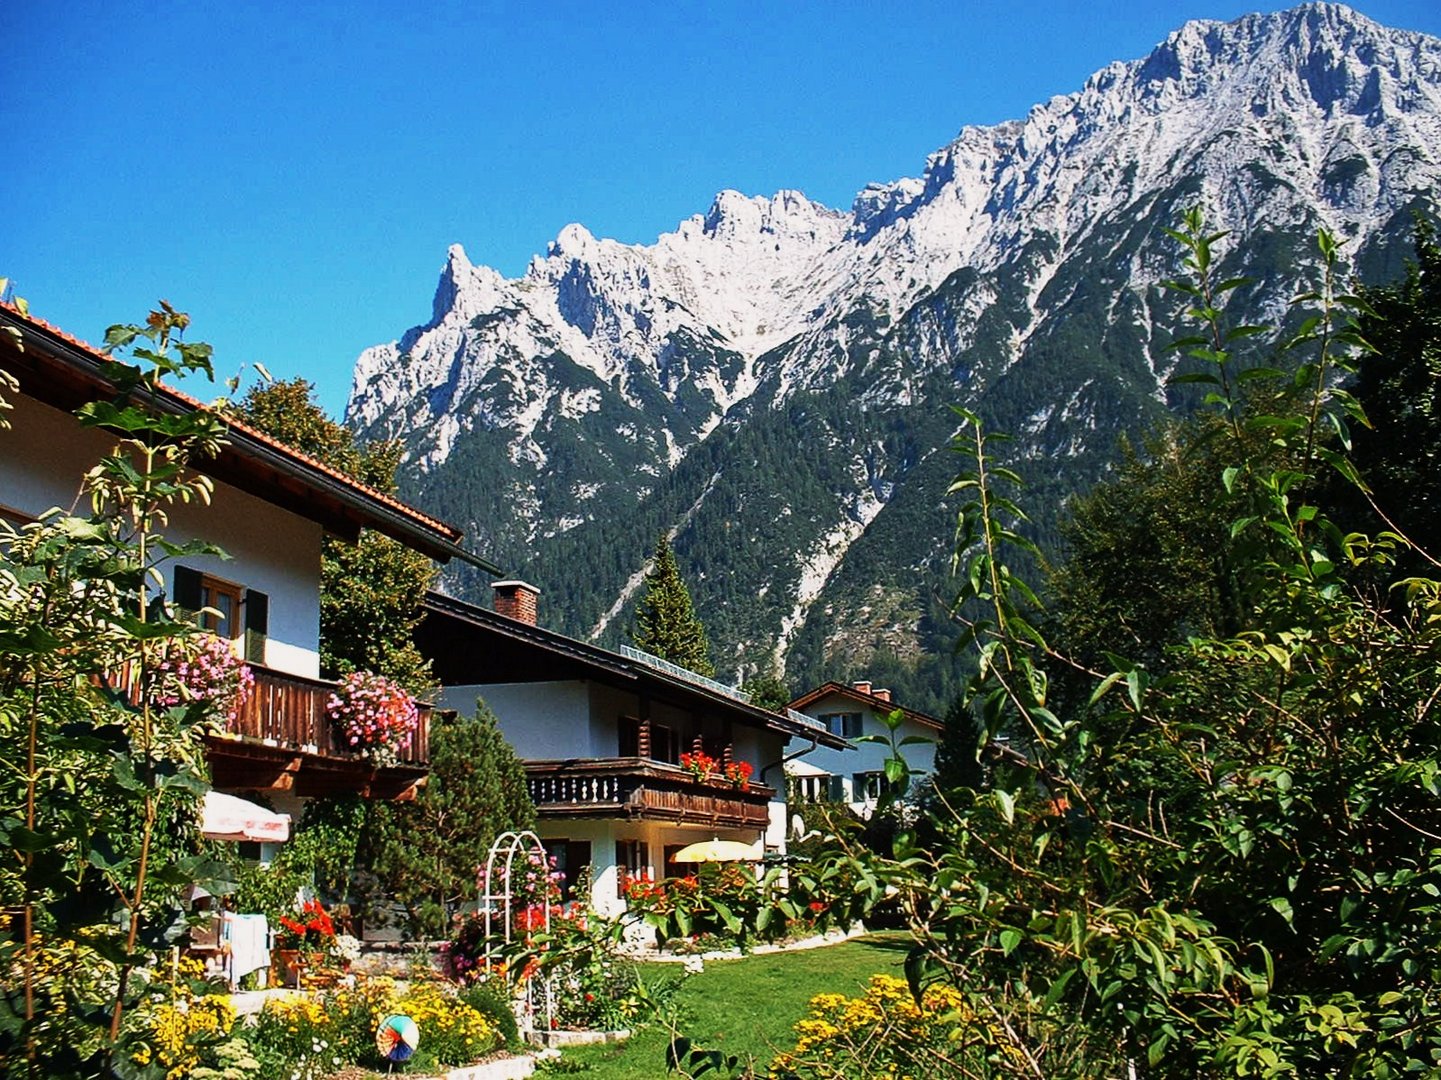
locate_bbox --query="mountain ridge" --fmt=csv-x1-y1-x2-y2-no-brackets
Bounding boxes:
347,2,1441,710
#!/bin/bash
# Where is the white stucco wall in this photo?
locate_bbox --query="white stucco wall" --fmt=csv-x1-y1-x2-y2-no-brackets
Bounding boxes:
531,818,767,920
439,681,595,758
1,395,325,677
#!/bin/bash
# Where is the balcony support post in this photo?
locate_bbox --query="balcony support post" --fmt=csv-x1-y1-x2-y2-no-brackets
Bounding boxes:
638,693,652,759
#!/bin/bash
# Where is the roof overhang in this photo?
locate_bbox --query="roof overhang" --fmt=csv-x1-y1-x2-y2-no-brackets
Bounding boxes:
418,591,849,748
0,305,500,572
787,680,943,732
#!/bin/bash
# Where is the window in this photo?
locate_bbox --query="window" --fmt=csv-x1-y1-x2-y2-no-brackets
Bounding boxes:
199,577,242,640
544,839,592,903
819,712,863,739
791,773,844,803
651,724,678,765
852,771,894,802
664,843,698,878
618,716,640,758
174,566,268,663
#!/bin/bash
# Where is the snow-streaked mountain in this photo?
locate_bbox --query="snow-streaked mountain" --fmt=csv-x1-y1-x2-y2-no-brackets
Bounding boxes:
348,3,1441,709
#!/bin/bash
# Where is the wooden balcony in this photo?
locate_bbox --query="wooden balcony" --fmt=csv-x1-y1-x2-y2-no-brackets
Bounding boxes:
204,664,431,800
525,758,774,830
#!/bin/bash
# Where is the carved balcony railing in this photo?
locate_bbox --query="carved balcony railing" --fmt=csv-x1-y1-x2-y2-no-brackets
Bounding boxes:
198,664,432,799
525,758,774,830
223,664,431,766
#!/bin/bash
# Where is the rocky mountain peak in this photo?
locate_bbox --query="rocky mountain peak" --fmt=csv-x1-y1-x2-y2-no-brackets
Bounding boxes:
346,4,1439,701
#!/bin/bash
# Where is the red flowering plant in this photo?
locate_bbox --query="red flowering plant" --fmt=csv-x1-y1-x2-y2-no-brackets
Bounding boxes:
678,750,717,782
325,670,418,766
275,898,337,951
149,632,254,726
447,852,564,982
624,863,799,951
723,759,754,790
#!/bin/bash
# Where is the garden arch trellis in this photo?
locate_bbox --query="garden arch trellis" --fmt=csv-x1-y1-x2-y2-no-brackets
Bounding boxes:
481,830,555,1031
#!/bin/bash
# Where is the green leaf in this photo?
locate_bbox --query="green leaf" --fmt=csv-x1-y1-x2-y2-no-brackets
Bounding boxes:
1126,668,1148,713
994,789,1015,825
1269,897,1295,928
666,1036,692,1072
1089,672,1123,704
999,928,1022,956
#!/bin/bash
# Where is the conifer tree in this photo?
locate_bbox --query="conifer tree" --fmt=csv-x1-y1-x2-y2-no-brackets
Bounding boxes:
360,702,535,938
931,692,989,793
632,534,715,677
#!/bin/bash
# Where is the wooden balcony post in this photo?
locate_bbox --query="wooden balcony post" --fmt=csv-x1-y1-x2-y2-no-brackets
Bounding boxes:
637,693,652,759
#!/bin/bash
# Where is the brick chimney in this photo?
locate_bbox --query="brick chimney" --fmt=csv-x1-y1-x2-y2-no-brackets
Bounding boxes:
492,580,540,625
873,687,891,703
853,680,872,695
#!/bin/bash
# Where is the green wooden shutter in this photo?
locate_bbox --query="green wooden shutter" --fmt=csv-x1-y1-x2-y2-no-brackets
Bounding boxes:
243,589,269,664
173,565,202,616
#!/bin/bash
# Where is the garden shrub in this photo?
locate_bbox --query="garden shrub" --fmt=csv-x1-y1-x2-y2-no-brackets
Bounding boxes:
459,976,523,1050
127,958,259,1080
250,977,502,1076
770,974,1020,1079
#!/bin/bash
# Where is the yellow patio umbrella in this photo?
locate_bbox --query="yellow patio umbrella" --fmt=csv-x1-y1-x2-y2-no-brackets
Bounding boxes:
669,838,763,863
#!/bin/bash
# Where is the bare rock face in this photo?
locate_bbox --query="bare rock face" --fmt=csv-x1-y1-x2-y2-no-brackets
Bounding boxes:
347,4,1441,708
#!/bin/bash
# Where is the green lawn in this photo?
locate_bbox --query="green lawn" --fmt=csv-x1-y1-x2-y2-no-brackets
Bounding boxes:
553,933,910,1078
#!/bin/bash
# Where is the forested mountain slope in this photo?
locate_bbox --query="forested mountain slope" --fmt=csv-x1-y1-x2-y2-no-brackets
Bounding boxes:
347,3,1441,712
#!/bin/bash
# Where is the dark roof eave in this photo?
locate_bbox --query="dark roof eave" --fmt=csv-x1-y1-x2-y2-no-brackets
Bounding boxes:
421,592,847,747
220,427,501,572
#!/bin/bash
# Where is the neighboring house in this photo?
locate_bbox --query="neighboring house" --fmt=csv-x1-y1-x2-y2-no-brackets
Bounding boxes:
415,584,847,918
0,303,495,811
785,681,942,814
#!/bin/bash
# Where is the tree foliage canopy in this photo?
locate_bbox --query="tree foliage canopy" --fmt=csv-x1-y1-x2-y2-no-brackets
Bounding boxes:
666,214,1441,1079
1347,215,1441,553
0,304,237,1072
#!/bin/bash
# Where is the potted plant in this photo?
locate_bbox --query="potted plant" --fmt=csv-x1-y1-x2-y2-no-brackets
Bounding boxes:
679,750,717,783
325,670,419,767
274,898,337,985
150,632,254,724
723,760,754,790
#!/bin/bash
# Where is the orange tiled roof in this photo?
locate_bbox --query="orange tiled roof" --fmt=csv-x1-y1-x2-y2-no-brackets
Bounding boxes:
0,301,463,544
786,680,944,731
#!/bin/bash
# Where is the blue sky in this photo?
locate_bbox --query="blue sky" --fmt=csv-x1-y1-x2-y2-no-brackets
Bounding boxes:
5,1,1439,418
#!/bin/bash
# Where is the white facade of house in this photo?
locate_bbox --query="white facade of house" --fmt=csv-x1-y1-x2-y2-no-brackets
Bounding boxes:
438,676,794,919
786,685,940,814
1,394,325,678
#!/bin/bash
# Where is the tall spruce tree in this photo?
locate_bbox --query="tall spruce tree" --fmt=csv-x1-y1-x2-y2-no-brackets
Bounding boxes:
931,692,989,793
1347,217,1441,554
632,534,715,677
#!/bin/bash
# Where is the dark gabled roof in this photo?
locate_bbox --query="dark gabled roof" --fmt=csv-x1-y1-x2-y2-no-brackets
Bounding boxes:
418,591,848,748
787,680,944,732
0,304,500,572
